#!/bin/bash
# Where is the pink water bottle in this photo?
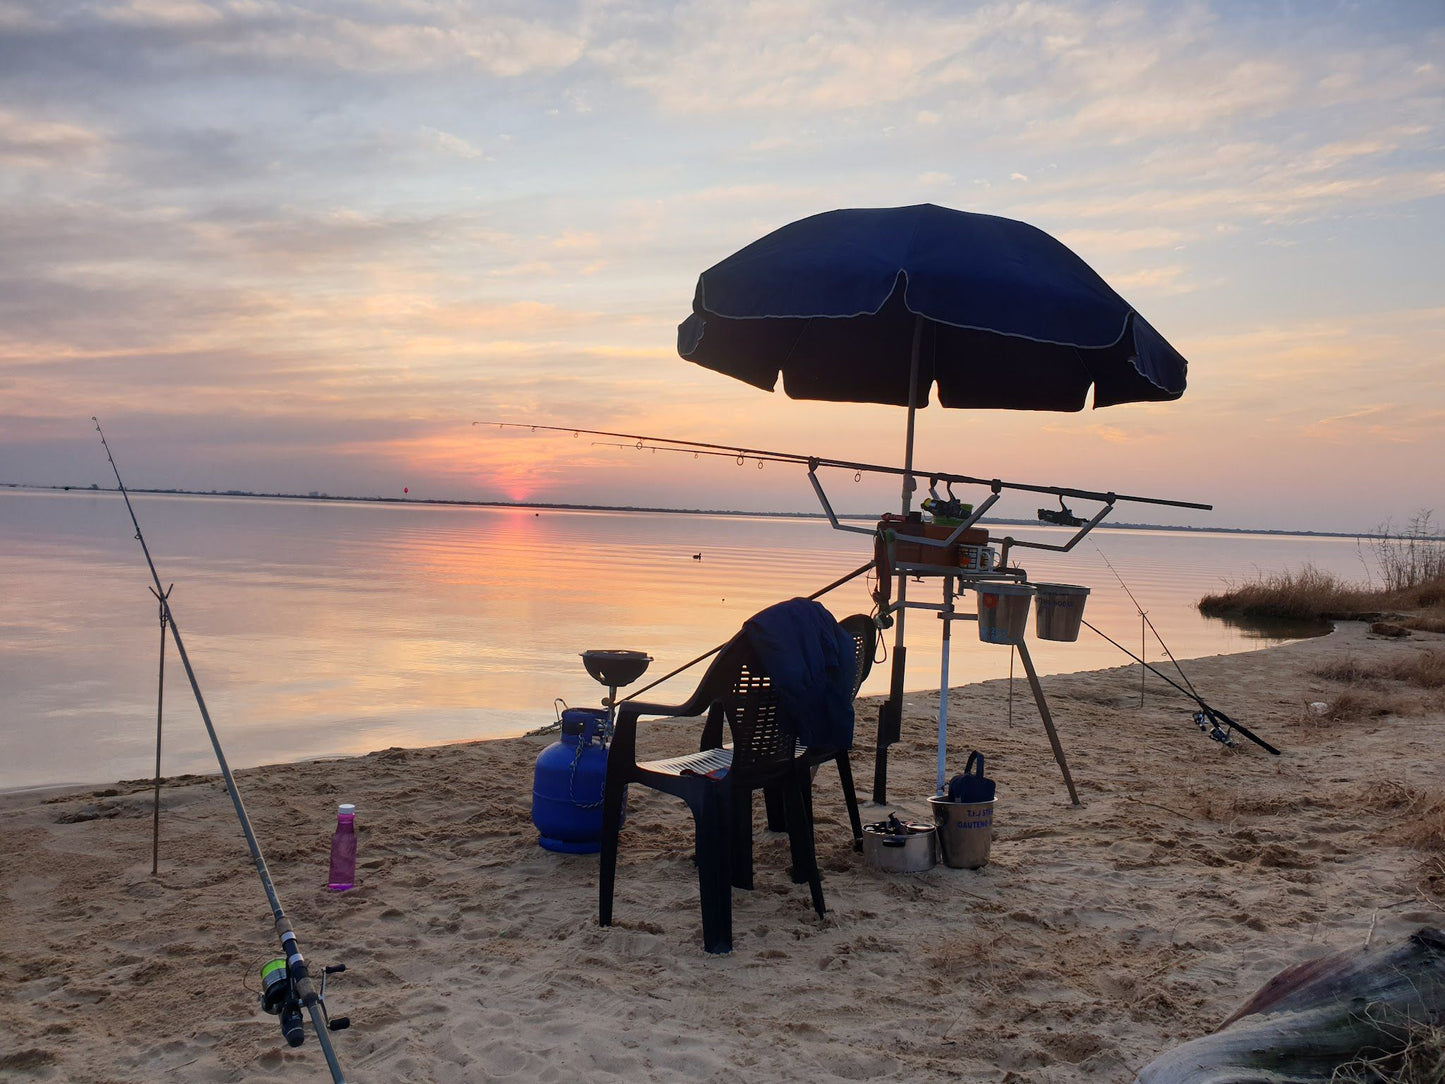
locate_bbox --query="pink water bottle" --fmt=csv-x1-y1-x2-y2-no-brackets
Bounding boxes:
327,804,357,891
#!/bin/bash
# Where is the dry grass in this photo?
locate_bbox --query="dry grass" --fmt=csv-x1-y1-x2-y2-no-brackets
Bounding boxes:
1369,511,1445,593
1329,1016,1445,1083
1199,562,1445,628
1200,565,1379,622
1298,688,1412,726
1398,795,1445,854
1313,650,1445,690
1360,782,1445,853
1305,651,1445,724
1388,650,1445,689
1315,655,1385,685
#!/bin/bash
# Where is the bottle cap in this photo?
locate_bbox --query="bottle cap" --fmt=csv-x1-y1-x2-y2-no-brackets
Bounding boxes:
338,803,355,816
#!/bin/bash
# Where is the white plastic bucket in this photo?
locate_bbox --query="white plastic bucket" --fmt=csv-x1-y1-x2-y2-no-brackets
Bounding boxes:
1033,583,1091,642
974,582,1035,645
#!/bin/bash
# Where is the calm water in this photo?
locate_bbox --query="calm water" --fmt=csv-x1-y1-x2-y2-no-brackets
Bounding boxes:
0,489,1369,790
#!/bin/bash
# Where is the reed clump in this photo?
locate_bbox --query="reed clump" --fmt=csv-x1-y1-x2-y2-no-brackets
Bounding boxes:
1199,565,1385,621
1370,511,1445,593
1200,511,1445,628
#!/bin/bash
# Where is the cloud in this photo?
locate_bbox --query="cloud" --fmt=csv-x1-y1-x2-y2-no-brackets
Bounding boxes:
1055,226,1186,257
0,0,1440,526
605,0,1007,115
1301,403,1443,445
1105,265,1193,295
96,0,224,28
5,2,588,79
1036,58,1301,146
423,126,485,160
0,109,105,167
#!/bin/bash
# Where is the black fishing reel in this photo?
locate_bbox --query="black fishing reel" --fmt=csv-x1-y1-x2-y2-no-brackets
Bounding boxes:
258,958,350,1048
1193,709,1237,748
921,495,972,522
1038,496,1085,527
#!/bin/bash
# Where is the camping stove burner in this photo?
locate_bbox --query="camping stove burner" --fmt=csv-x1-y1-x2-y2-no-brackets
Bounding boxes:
580,649,652,736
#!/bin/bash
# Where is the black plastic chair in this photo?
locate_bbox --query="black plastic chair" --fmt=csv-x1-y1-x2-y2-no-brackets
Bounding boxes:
598,633,825,954
757,613,877,852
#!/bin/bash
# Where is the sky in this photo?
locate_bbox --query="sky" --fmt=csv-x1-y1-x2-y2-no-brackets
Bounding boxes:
1,0,1441,533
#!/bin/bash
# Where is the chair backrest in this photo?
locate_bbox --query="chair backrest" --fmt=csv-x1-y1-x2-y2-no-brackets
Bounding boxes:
695,614,877,770
720,639,795,772
838,614,878,698
689,634,794,773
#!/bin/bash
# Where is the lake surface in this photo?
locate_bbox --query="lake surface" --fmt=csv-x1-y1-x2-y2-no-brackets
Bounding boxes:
0,489,1371,790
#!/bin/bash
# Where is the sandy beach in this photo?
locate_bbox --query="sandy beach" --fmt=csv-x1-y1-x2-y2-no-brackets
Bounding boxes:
3,621,1442,1082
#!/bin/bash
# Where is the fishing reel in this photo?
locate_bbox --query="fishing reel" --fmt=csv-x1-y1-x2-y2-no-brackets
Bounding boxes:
1192,709,1237,749
1037,496,1084,527
258,958,350,1048
922,479,972,523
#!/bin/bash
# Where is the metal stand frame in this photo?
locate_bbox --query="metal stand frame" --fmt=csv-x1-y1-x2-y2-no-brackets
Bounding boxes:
809,456,1098,806
876,562,1081,805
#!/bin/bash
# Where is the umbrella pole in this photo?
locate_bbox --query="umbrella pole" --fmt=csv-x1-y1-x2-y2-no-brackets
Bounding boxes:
872,315,926,804
935,575,955,794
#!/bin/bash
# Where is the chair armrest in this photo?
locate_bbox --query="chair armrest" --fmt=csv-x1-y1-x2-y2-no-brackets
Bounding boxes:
617,699,698,721
612,700,709,769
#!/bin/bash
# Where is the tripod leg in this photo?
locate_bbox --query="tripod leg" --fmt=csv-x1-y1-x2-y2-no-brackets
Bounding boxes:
1016,641,1081,806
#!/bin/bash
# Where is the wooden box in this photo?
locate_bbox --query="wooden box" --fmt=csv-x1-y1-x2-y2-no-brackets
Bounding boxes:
889,521,989,566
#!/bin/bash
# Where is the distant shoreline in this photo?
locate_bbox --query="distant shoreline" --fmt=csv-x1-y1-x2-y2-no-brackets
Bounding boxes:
0,480,1403,542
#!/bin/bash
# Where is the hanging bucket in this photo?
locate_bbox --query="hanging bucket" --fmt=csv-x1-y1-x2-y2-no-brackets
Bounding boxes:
973,582,1035,645
1033,583,1091,642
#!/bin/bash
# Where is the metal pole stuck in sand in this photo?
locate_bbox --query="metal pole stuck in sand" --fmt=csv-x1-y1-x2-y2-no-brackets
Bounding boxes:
149,583,171,878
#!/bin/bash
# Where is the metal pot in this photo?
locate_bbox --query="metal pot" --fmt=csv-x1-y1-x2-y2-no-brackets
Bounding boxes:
861,816,938,873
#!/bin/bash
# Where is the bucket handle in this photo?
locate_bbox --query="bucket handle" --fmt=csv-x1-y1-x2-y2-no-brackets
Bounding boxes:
554,697,568,722
965,750,985,778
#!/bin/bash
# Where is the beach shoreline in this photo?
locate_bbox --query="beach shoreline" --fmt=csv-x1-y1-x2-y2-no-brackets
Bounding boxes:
3,621,1442,1082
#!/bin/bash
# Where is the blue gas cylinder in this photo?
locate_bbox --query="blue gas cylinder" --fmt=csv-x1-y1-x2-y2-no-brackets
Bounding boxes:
532,708,611,854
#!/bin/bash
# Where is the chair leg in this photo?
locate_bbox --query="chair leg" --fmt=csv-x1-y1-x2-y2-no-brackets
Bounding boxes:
787,770,818,884
834,751,864,852
598,776,627,928
691,787,733,954
763,784,787,832
782,767,826,920
730,789,754,891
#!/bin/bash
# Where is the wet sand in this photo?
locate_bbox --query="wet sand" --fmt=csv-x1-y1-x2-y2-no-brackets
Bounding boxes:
2,621,1442,1082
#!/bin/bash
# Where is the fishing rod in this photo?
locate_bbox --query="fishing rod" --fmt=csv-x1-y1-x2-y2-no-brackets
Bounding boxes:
1081,617,1281,756
1095,544,1208,707
615,557,878,707
473,420,1214,512
93,419,349,1083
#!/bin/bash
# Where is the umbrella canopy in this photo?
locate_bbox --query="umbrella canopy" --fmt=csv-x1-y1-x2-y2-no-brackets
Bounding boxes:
678,203,1187,411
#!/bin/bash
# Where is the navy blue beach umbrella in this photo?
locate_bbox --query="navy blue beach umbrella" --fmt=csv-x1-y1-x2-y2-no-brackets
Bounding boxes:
678,203,1187,413
676,203,1193,801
